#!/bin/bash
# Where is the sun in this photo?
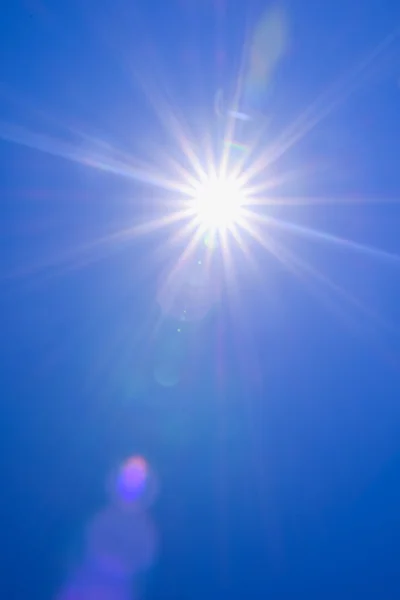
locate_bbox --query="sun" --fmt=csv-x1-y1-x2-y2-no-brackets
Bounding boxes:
188,173,247,232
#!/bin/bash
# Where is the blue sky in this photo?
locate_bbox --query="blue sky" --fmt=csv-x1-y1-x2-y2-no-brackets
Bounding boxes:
1,0,400,598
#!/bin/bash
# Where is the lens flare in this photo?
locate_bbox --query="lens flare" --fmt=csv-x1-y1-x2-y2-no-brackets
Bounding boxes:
117,456,148,501
112,456,157,509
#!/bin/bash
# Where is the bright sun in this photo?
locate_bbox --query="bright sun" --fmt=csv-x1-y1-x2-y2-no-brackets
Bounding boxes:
189,174,246,231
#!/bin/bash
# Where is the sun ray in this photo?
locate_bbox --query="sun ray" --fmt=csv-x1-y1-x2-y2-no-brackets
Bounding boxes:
219,16,256,177
244,194,400,207
0,120,194,195
237,213,390,329
131,60,208,182
239,30,399,187
1,205,195,286
249,213,400,265
242,169,311,199
153,215,202,262
156,224,207,309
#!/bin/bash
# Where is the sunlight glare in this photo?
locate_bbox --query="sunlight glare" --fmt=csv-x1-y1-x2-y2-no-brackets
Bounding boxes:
190,173,246,231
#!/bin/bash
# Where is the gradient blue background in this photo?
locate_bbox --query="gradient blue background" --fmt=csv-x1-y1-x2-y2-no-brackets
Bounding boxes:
1,0,400,598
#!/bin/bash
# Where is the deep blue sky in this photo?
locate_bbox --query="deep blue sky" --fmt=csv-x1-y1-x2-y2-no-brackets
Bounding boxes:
1,0,400,598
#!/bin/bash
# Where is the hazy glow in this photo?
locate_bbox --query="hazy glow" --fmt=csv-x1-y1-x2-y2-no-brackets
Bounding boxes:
189,174,246,231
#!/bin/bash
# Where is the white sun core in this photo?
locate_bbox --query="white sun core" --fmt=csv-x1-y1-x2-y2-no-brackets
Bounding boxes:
190,174,246,231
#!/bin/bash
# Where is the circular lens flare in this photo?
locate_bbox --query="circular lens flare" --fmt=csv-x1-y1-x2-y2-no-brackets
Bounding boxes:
191,174,245,231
